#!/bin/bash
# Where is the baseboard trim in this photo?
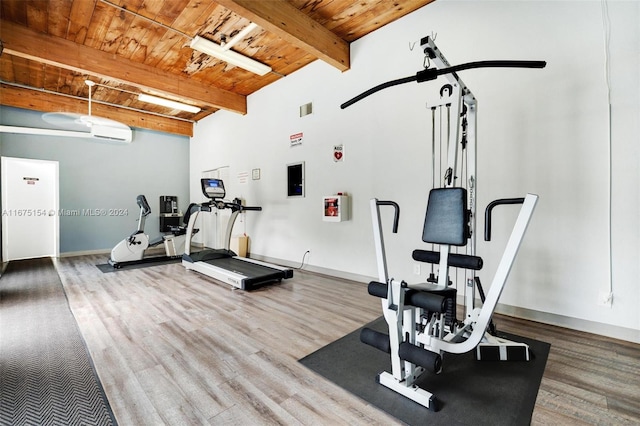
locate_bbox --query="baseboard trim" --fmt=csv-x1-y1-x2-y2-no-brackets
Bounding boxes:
59,245,173,258
59,249,111,257
253,253,640,344
494,303,640,344
250,254,374,284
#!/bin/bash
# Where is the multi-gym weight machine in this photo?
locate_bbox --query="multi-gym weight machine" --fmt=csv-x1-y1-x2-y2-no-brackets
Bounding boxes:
341,36,545,411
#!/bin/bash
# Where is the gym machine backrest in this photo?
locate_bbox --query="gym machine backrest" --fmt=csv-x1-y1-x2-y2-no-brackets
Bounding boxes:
413,188,483,271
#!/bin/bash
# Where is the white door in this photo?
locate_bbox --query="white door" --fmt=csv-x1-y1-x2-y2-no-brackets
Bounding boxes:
1,157,60,261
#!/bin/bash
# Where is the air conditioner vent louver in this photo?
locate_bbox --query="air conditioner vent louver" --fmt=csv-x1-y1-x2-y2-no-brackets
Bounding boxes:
90,125,132,143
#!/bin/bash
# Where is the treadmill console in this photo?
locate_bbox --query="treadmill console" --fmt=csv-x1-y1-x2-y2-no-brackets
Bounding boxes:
201,178,226,200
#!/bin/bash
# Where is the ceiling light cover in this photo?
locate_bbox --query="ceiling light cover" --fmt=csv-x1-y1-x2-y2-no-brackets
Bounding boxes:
190,35,272,76
138,94,201,113
221,23,258,52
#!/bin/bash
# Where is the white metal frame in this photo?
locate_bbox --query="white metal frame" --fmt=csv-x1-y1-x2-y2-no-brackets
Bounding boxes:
370,194,537,409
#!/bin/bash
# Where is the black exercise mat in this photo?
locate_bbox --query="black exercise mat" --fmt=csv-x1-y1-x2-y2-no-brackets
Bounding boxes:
0,257,117,426
299,316,549,426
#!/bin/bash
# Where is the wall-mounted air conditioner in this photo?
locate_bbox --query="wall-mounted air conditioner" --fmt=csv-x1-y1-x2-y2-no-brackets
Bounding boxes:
1,125,133,143
90,125,132,143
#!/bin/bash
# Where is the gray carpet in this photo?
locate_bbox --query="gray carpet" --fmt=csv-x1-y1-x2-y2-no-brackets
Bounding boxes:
0,257,117,426
300,316,549,426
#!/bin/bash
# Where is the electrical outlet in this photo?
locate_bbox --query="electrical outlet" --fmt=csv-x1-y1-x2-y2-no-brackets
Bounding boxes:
413,264,421,275
598,291,613,308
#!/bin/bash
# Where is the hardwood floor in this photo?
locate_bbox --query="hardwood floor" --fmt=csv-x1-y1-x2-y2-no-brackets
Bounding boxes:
55,255,640,425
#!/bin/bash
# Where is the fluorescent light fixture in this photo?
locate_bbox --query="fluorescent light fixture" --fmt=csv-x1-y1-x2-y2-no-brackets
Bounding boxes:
221,23,258,52
138,94,201,113
190,35,272,76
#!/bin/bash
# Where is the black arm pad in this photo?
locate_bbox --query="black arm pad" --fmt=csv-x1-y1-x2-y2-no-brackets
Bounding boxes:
367,281,447,313
406,290,447,312
360,328,391,353
399,342,442,373
368,281,388,298
412,249,483,270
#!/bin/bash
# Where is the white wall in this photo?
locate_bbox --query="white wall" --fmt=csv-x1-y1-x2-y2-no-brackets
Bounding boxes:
190,0,639,342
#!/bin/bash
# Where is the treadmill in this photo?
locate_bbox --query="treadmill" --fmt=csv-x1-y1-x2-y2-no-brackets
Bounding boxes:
182,178,293,290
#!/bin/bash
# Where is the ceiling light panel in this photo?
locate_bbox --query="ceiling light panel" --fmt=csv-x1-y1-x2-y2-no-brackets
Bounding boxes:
138,94,201,113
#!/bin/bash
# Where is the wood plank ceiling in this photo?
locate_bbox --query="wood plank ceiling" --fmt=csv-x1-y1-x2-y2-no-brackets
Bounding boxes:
0,0,435,137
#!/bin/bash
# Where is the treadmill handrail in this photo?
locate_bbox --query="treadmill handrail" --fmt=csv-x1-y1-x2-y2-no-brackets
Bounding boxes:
223,210,240,251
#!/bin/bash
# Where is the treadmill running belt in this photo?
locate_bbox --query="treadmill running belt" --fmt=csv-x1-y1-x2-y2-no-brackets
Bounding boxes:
203,257,286,288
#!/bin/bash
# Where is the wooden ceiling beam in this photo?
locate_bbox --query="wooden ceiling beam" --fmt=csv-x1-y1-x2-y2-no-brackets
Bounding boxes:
1,85,194,137
0,20,247,115
216,0,350,72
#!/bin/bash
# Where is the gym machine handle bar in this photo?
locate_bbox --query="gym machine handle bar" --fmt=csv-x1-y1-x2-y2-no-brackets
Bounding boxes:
340,60,547,109
236,205,262,212
221,201,262,213
376,200,400,233
484,197,525,242
208,200,263,213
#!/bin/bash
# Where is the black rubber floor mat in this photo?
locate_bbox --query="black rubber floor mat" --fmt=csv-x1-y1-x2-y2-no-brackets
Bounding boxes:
300,316,549,426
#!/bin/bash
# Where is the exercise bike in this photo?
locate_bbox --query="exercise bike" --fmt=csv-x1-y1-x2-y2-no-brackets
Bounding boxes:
108,194,197,268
